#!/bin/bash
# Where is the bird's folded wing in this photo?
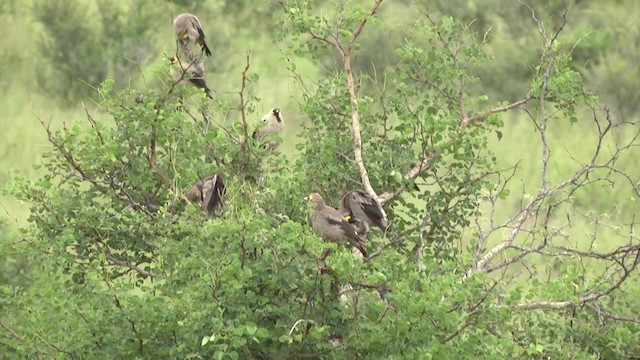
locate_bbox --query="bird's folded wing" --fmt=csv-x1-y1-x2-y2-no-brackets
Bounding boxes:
326,217,360,241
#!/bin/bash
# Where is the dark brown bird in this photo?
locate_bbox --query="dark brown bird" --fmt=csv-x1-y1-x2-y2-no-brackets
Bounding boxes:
308,192,367,257
338,190,387,233
173,13,212,57
187,174,226,215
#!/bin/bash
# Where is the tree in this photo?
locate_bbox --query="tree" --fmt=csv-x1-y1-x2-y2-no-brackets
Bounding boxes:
1,0,638,358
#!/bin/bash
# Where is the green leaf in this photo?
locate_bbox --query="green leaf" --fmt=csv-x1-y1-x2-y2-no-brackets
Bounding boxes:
245,323,258,335
201,336,210,347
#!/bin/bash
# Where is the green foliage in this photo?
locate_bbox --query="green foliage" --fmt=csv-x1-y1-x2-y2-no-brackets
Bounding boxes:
1,1,639,359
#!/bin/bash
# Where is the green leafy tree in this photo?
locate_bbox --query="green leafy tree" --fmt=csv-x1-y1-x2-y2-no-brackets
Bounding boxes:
1,1,639,359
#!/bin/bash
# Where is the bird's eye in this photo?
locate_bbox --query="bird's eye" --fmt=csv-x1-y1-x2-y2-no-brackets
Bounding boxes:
273,108,280,114
262,118,267,122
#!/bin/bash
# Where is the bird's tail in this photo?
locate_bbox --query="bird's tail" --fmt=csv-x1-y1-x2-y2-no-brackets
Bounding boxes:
202,43,212,57
354,239,367,258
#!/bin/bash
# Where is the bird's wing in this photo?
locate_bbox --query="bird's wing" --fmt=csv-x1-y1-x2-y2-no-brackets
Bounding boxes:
195,23,207,40
352,190,386,226
187,77,209,91
187,180,203,203
189,16,204,35
325,212,362,243
326,217,367,257
189,17,212,56
204,175,225,214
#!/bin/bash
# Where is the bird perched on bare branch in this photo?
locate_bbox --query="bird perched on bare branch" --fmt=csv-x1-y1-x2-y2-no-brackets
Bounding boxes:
308,192,367,257
167,56,213,99
173,13,212,57
252,108,284,149
339,189,387,234
187,174,226,215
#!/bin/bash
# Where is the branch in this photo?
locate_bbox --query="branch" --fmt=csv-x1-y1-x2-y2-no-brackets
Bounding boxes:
238,51,252,171
104,251,159,278
342,0,384,208
349,0,383,47
112,294,144,356
380,93,534,205
0,320,24,342
442,282,498,344
585,303,640,324
459,93,533,127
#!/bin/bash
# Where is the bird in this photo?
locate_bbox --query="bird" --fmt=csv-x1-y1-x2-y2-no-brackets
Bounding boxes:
338,189,387,234
173,13,212,57
252,108,284,145
187,174,226,215
308,192,367,257
167,56,213,99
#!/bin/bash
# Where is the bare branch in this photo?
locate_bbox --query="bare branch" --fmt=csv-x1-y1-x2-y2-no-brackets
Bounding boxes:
459,93,533,127
341,0,384,209
585,303,640,324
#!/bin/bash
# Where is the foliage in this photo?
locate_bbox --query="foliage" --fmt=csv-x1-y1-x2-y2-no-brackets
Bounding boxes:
1,0,639,359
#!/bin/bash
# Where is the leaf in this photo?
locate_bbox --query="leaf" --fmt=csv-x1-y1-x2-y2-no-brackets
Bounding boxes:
232,337,247,348
201,336,210,347
498,189,510,200
279,335,293,344
245,323,258,335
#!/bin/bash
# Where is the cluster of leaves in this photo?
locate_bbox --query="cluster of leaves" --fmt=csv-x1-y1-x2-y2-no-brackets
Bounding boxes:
1,1,639,359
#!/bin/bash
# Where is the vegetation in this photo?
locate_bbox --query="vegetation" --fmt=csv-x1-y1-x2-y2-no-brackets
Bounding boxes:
1,0,639,358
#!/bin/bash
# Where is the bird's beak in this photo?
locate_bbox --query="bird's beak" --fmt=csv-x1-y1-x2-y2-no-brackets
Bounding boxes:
344,215,351,221
306,194,313,201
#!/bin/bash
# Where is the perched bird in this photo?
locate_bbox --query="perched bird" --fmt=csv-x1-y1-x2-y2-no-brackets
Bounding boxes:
173,13,212,57
252,108,284,146
187,174,226,215
338,190,387,233
167,56,213,99
308,192,367,257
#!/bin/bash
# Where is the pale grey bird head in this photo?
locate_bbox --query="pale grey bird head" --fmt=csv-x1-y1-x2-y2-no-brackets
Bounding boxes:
252,108,285,140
